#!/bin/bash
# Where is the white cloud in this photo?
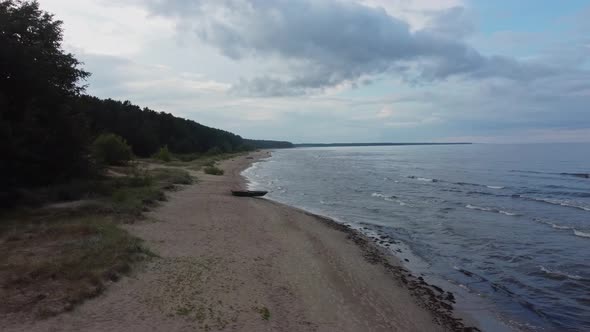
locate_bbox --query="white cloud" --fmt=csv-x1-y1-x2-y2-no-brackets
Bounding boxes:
41,0,175,56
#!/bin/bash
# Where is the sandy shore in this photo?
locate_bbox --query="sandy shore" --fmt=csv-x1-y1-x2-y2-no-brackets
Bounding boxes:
5,151,474,332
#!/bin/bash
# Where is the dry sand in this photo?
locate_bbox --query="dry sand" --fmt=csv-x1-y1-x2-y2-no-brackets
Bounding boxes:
4,151,473,332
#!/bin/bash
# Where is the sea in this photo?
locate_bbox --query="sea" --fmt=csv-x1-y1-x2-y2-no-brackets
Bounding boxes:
242,143,590,331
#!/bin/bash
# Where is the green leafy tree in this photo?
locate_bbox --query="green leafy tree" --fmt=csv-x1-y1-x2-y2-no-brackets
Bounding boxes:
91,133,133,166
0,0,90,190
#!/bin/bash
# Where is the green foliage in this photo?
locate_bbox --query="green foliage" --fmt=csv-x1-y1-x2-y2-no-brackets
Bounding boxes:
0,0,91,194
150,168,193,185
0,1,293,205
153,146,172,162
256,306,270,320
107,167,192,215
76,96,250,157
244,139,294,149
203,166,224,176
206,146,223,156
91,133,133,166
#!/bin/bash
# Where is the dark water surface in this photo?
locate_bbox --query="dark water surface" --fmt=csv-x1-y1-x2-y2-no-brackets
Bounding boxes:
243,144,590,331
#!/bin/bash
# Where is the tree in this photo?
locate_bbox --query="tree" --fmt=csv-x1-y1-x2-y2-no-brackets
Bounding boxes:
91,133,133,166
0,0,90,190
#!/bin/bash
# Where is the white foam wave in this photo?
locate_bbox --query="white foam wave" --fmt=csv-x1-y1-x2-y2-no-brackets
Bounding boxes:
539,266,583,280
407,176,436,182
552,224,571,230
573,229,590,238
371,192,395,201
466,205,518,216
486,186,505,189
527,197,590,212
498,210,517,216
466,204,492,211
372,193,409,206
417,177,434,182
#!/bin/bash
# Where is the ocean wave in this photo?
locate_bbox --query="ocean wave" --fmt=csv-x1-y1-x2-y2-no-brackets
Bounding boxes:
573,229,590,238
536,219,575,231
466,205,519,216
539,266,583,280
517,196,590,212
456,181,505,189
407,176,507,190
535,220,590,239
372,193,395,200
560,173,590,179
466,204,493,212
511,170,590,179
407,176,437,182
499,210,518,216
552,224,572,230
372,193,410,206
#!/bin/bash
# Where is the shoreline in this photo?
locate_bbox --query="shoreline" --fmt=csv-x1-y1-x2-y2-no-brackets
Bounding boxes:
241,151,514,332
239,152,483,331
5,151,484,331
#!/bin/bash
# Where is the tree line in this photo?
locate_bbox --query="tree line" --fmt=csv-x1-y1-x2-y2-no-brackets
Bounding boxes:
0,0,292,196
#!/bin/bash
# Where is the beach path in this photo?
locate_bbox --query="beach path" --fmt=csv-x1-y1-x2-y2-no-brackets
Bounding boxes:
5,151,446,332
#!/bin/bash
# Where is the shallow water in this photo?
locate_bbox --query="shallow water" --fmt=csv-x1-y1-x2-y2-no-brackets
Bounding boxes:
243,144,590,331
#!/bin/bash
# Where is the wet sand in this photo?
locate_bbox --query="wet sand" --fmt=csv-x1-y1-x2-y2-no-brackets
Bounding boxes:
4,151,473,331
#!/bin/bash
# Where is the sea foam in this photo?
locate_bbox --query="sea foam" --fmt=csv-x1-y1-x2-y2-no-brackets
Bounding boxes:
539,266,583,280
573,229,590,238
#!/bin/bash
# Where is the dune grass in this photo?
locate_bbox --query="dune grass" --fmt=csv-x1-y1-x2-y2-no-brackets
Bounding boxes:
0,164,193,318
0,211,153,317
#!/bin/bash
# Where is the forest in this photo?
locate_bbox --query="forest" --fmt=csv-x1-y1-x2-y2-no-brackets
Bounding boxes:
0,0,292,198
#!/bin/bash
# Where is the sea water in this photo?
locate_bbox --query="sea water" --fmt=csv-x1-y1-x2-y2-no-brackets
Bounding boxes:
243,144,590,331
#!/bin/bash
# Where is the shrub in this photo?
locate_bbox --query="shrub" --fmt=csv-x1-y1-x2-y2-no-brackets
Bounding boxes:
203,166,224,176
153,146,172,162
91,133,133,166
151,168,193,185
206,146,223,156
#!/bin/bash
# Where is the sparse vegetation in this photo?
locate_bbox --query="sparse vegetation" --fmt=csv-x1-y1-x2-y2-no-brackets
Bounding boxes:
0,212,153,318
256,306,270,320
0,163,193,318
203,166,224,176
153,146,172,162
91,133,133,166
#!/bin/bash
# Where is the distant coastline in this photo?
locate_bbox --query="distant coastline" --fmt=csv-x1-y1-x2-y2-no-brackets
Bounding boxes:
294,142,472,148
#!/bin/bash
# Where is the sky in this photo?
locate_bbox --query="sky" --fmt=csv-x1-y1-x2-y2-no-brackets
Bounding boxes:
40,0,590,143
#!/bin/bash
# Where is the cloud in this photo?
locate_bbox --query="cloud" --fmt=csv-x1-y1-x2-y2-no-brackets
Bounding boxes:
39,0,590,143
79,53,230,105
132,0,552,96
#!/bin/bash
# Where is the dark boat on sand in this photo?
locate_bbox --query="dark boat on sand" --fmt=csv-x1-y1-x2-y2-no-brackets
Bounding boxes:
231,190,268,197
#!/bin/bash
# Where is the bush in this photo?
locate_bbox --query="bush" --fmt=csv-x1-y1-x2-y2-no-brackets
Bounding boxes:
150,168,193,185
153,146,172,162
206,146,223,156
203,166,224,176
92,133,133,166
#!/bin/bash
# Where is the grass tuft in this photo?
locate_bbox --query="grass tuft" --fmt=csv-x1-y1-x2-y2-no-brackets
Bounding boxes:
203,166,224,176
255,306,270,320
